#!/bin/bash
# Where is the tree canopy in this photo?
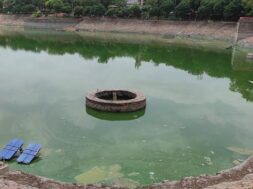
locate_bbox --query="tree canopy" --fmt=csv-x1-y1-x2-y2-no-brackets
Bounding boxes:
0,0,252,21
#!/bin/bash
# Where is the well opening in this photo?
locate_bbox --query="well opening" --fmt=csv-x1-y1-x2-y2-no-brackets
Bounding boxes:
95,90,137,101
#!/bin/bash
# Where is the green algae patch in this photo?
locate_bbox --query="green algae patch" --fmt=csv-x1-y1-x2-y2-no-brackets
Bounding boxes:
75,165,139,188
75,166,108,183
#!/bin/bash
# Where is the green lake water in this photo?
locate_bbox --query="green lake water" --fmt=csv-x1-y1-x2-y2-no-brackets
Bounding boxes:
0,28,253,187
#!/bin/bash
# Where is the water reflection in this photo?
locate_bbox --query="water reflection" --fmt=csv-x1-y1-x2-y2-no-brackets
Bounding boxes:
0,28,252,102
86,107,146,121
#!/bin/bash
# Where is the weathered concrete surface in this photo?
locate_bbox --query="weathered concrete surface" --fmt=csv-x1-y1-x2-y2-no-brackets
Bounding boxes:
86,90,146,112
76,18,236,41
237,17,253,41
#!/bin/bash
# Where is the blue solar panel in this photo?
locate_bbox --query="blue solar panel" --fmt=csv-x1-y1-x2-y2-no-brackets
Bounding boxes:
0,139,24,160
23,155,34,164
17,143,42,164
17,153,26,163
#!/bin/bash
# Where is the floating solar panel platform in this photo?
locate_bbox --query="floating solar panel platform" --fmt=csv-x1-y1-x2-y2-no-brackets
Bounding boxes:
17,143,42,164
0,139,24,160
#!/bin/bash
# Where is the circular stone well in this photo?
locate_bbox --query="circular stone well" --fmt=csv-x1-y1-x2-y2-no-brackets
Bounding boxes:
86,90,146,112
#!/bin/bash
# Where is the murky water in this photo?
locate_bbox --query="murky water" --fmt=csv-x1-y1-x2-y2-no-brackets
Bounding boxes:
0,28,253,187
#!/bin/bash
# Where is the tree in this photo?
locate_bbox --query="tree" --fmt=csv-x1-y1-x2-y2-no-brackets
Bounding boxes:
242,0,253,16
3,0,15,12
197,0,213,19
175,0,191,19
141,4,152,19
127,5,141,18
74,5,82,16
0,0,3,12
45,0,64,12
160,0,174,17
89,4,106,16
223,0,243,20
212,0,226,20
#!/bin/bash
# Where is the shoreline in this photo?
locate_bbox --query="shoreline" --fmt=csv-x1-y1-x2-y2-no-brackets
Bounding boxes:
0,14,252,49
1,155,253,188
0,14,236,42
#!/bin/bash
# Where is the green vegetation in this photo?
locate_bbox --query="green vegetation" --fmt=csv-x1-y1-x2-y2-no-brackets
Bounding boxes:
0,0,252,20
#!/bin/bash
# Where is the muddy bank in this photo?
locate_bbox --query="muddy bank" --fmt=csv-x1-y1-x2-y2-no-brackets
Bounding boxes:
0,14,237,41
1,155,253,189
1,14,253,49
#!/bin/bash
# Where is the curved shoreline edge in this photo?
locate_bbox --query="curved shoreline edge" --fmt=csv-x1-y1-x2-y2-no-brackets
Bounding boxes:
0,155,253,188
0,14,253,49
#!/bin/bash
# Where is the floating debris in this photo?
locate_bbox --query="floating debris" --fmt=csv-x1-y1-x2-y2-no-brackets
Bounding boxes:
249,81,253,84
210,151,215,155
55,149,62,153
149,172,155,175
204,156,213,166
227,147,253,155
149,172,155,180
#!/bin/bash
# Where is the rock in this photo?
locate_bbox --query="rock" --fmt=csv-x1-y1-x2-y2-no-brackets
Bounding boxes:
233,160,241,166
204,156,213,166
0,162,9,175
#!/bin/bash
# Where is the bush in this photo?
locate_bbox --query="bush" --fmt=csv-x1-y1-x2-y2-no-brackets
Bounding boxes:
197,0,213,19
149,6,161,18
105,7,120,17
22,4,36,13
160,0,174,17
89,4,106,16
62,4,72,14
223,0,243,20
175,0,191,19
32,10,43,17
242,0,253,16
127,5,141,18
74,6,83,16
141,5,152,19
45,0,64,13
0,0,3,12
